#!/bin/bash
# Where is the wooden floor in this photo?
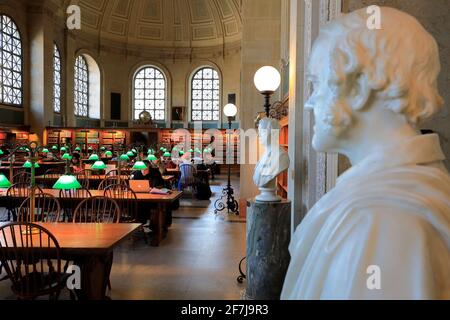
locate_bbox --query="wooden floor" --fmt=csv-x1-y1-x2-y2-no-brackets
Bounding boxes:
0,173,247,300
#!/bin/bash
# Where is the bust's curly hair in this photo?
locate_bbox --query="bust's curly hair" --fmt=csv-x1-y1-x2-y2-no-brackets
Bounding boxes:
318,7,443,125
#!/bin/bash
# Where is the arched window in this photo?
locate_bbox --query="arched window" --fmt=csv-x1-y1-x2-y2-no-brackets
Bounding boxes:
0,15,22,106
74,55,89,117
133,66,166,121
53,44,61,113
191,67,220,121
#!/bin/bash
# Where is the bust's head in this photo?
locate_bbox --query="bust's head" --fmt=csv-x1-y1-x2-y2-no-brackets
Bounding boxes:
306,7,443,153
258,117,280,147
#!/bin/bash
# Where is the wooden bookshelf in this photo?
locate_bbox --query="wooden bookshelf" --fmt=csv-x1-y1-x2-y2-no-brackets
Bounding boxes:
273,95,289,199
74,131,88,148
43,127,240,165
160,128,240,165
45,128,125,152
0,127,30,146
100,130,126,152
46,129,72,147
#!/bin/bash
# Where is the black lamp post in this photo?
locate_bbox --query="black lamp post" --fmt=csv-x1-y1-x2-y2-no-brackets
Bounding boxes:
214,103,239,216
16,142,43,227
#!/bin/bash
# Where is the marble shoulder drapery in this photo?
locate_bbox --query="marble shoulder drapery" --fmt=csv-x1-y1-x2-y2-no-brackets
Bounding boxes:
281,134,450,299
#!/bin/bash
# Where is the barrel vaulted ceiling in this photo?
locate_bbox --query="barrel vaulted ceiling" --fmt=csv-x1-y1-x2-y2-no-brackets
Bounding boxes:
57,0,242,49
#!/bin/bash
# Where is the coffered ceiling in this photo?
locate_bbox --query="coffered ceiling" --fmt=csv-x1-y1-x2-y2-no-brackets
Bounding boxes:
56,0,242,49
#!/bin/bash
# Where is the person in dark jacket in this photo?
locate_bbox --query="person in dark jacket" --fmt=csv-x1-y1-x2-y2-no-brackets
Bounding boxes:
131,160,165,187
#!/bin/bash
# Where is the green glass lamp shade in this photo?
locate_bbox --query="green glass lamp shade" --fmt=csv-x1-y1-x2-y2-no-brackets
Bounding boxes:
100,146,106,151
88,147,93,151
88,154,100,161
189,149,194,153
75,147,81,152
173,147,178,152
23,161,40,168
42,148,49,153
119,154,130,161
147,149,154,155
52,146,58,151
61,153,72,160
179,151,185,156
131,148,137,154
52,175,81,190
126,151,135,157
60,147,67,152
104,150,113,157
163,152,171,157
160,147,164,151
147,154,157,161
0,174,11,188
132,161,147,170
91,161,107,170
0,149,4,155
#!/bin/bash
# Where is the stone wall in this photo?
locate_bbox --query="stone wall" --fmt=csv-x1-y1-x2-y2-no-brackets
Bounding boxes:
343,0,450,170
0,1,241,136
239,0,282,201
64,36,241,129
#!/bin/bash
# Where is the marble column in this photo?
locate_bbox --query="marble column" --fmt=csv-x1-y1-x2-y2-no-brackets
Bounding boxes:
240,0,281,203
245,199,291,300
28,7,55,141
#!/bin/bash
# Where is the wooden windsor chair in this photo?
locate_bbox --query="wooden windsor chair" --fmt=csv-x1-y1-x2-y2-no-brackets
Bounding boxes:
0,222,73,300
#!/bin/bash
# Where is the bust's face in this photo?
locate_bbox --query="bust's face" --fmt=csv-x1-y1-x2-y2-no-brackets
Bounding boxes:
305,38,346,153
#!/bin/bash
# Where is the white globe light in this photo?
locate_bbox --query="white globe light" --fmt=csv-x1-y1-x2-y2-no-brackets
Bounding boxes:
254,66,281,93
223,103,238,117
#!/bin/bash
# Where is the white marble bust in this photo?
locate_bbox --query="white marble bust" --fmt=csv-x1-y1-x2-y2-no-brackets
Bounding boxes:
253,117,290,202
282,7,450,299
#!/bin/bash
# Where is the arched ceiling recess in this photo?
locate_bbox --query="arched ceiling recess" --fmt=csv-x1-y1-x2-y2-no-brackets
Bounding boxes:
57,0,242,51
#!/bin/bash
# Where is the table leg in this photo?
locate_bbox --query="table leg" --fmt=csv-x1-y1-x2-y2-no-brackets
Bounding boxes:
73,251,113,300
151,204,165,246
166,203,173,228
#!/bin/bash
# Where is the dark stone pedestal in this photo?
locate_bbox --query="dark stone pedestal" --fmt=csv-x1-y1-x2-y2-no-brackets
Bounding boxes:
245,199,291,300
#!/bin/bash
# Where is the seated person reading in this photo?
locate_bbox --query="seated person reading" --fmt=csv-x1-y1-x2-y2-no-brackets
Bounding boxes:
71,152,83,173
131,160,165,188
131,160,150,180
